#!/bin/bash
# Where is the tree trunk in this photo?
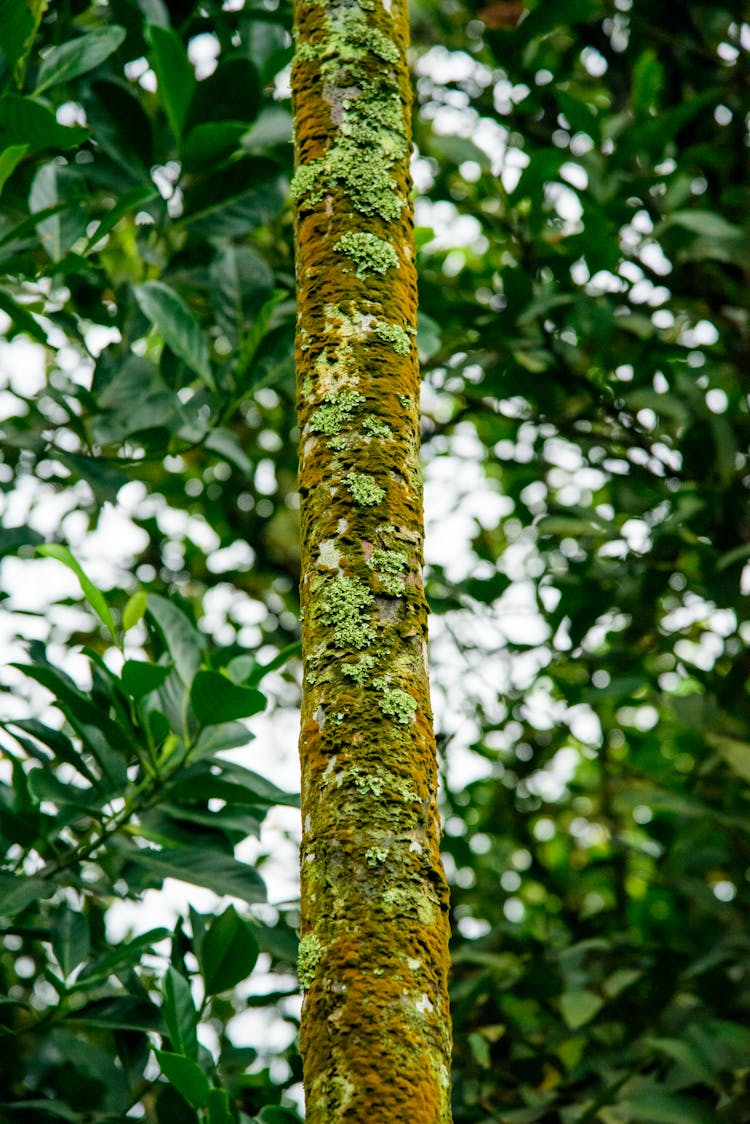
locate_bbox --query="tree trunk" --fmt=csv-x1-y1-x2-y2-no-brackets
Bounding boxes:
291,1,453,1120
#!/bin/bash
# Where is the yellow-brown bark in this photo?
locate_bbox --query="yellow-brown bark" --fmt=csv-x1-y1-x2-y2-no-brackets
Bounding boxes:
292,0,453,1119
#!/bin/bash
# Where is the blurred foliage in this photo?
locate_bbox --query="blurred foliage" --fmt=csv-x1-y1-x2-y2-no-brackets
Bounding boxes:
1,0,749,1121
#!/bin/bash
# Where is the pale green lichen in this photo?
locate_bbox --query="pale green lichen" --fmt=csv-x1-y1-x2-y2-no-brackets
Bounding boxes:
398,394,412,409
374,321,411,355
373,676,418,724
291,145,403,220
342,654,376,685
363,415,392,438
368,549,408,574
297,933,323,989
368,548,407,596
366,846,389,867
335,231,399,279
351,768,386,798
346,471,385,506
328,435,347,450
310,390,364,436
322,575,375,649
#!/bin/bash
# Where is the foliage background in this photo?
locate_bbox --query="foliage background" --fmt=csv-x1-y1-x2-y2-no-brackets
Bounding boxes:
1,0,749,1121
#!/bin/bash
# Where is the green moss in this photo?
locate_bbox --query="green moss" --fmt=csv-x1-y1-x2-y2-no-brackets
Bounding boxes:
363,415,392,438
322,575,375,649
335,231,398,279
310,390,364,436
374,321,412,355
346,471,385,506
366,846,389,866
297,933,323,989
342,654,376,684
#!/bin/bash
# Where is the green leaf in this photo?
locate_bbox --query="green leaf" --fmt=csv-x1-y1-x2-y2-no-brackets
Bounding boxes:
0,0,34,74
122,591,148,632
84,183,160,252
121,659,172,699
0,288,47,343
134,281,213,387
233,289,285,389
618,1092,714,1124
417,312,441,362
200,905,259,995
27,769,102,814
667,210,742,241
145,23,196,138
190,671,266,725
706,733,750,784
29,161,88,261
35,25,126,94
127,846,267,904
69,996,162,1032
559,990,603,1029
207,1088,235,1124
162,967,198,1059
0,144,28,198
37,544,117,642
146,594,203,686
154,1050,210,1109
632,49,664,114
0,94,88,152
50,909,90,978
0,873,55,918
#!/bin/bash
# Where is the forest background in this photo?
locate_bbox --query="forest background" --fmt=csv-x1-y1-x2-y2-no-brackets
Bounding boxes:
1,0,749,1122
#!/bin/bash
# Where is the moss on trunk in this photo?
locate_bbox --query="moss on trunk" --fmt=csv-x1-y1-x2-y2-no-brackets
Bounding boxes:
292,0,453,1119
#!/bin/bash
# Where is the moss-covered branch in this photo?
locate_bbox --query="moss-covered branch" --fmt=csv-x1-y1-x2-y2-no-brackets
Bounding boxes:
291,0,453,1119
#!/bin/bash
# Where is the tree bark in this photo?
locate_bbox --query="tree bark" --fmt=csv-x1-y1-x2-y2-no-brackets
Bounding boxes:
291,1,453,1120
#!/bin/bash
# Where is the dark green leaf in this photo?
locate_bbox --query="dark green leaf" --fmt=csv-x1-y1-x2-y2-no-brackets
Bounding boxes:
162,967,198,1059
126,846,267,904
121,659,172,699
146,594,203,687
50,910,91,978
35,26,126,94
190,671,266,725
200,905,259,995
134,281,213,387
154,1050,210,1109
145,23,196,138
0,94,88,152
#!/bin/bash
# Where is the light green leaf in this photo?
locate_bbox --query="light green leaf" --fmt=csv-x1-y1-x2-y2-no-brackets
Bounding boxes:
417,311,441,362
0,144,28,198
200,905,259,995
134,280,213,386
667,210,743,241
84,183,160,252
145,23,196,138
37,544,117,642
618,1092,714,1123
35,26,126,94
559,990,603,1029
162,967,198,1059
154,1050,210,1109
122,591,148,632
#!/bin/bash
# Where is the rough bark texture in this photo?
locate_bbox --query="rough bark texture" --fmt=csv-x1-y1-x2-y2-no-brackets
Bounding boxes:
291,1,453,1120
